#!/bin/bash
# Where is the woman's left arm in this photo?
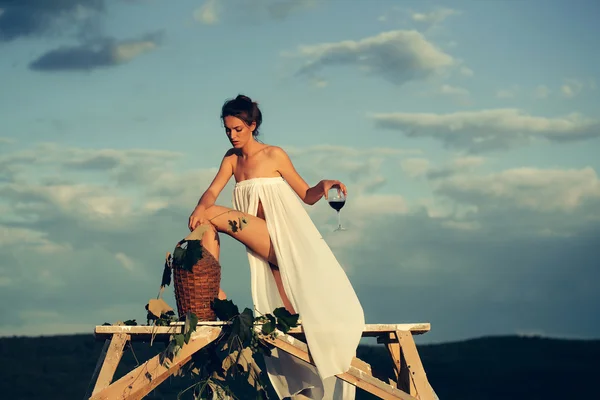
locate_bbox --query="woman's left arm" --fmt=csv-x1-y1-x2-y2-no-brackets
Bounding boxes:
271,147,347,205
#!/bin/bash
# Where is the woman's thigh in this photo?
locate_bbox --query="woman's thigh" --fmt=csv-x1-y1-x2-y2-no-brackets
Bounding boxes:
205,204,276,265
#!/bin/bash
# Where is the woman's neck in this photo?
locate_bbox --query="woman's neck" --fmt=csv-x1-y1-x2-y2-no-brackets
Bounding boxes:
240,139,263,158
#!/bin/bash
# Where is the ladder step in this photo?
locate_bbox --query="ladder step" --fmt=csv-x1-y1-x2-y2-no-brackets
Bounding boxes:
263,331,418,400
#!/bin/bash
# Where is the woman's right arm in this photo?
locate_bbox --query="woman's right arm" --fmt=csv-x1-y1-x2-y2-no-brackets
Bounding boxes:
188,152,234,230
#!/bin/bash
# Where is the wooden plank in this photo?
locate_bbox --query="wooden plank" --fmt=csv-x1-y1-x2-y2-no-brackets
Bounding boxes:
89,326,221,400
395,331,434,400
342,368,415,400
386,336,415,395
262,332,417,400
89,334,129,397
386,341,401,379
359,324,431,336
94,323,431,341
94,324,221,337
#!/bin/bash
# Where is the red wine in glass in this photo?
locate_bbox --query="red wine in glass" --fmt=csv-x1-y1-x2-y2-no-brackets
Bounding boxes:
328,189,346,231
328,199,346,212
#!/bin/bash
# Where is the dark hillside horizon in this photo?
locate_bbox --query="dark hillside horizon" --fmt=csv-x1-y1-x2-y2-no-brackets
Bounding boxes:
1,333,598,400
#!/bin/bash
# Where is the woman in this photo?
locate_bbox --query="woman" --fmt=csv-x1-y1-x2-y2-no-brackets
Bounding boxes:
188,94,365,400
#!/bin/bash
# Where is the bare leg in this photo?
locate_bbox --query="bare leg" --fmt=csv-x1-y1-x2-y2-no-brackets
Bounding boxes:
195,225,227,300
198,204,296,314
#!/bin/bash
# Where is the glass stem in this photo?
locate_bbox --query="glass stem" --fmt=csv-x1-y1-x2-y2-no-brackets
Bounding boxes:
337,211,342,229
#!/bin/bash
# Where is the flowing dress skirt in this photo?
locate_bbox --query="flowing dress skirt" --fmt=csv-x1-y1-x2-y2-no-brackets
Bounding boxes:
232,177,365,400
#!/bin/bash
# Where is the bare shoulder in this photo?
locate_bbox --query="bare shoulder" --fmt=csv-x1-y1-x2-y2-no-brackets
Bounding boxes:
265,145,290,160
222,148,237,165
224,147,240,160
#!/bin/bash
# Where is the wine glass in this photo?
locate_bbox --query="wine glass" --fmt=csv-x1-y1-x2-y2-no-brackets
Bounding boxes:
328,188,346,231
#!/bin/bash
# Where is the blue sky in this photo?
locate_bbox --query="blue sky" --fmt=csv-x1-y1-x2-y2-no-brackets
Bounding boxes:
1,0,599,343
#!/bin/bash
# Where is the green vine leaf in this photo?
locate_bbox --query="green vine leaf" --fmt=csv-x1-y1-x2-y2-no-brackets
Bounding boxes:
161,253,172,288
184,240,203,270
172,246,185,266
111,245,294,399
184,311,199,344
212,298,240,321
174,333,185,348
273,307,300,334
171,240,206,272
261,314,276,335
231,308,254,347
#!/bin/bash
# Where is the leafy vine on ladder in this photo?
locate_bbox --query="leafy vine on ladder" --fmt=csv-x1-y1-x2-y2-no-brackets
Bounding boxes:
144,298,299,400
104,218,299,399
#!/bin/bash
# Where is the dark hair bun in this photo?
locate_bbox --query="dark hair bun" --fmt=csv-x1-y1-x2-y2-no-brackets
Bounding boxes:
236,94,254,103
221,94,263,137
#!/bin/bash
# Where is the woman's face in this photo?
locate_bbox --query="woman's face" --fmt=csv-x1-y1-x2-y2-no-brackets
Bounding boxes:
223,116,255,149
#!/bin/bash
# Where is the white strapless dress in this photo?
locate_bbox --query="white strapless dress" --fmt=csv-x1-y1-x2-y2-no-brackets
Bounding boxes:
232,177,365,400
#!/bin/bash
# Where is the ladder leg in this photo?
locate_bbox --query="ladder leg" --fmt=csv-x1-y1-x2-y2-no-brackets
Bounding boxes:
386,334,415,395
89,326,221,400
87,333,130,398
394,331,434,400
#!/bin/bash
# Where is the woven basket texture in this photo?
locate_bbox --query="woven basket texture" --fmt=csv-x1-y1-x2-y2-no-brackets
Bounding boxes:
173,248,221,321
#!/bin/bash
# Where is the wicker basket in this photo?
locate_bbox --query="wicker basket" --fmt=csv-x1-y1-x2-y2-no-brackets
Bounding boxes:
173,244,221,321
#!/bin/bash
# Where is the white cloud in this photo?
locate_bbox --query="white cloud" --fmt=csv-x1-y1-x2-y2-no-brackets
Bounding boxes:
352,194,409,216
411,8,460,25
530,79,595,100
452,156,485,168
112,39,157,63
194,0,322,24
496,85,520,99
2,141,600,343
323,164,600,342
311,78,328,88
437,167,600,213
193,0,219,24
435,84,471,105
400,157,431,178
459,66,474,77
0,144,216,232
286,144,421,158
441,219,480,231
371,108,600,153
534,85,551,99
424,156,485,180
561,78,584,98
115,252,136,271
0,225,72,254
439,84,469,96
266,0,321,19
0,143,227,337
285,144,422,200
285,30,457,85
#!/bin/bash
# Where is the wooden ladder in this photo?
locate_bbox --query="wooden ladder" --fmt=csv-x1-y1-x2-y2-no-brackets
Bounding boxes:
85,322,436,400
